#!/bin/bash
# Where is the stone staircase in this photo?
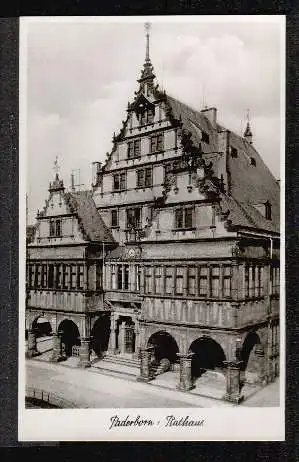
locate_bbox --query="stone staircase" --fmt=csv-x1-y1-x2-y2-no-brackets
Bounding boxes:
90,353,140,379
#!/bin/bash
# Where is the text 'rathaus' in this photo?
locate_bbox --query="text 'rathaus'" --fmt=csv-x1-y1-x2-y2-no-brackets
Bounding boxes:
26,25,280,404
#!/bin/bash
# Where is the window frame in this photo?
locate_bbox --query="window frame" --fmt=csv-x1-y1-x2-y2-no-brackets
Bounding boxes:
113,171,126,191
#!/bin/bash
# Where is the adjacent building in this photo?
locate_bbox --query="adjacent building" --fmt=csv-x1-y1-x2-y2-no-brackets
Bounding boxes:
26,27,280,403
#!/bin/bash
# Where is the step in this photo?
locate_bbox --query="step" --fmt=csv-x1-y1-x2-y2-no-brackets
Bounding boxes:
101,354,139,368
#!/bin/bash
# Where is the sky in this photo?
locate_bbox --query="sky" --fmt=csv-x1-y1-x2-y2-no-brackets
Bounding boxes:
23,17,284,224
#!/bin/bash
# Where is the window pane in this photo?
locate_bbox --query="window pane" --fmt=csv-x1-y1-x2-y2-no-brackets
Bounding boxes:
134,140,141,156
120,173,126,190
185,207,193,228
111,210,118,227
128,142,133,158
117,266,122,289
154,267,162,294
199,266,208,296
150,136,157,152
188,267,196,295
165,267,173,294
113,174,120,190
175,267,184,295
124,265,129,290
157,134,163,151
145,168,152,187
137,170,144,188
175,208,183,228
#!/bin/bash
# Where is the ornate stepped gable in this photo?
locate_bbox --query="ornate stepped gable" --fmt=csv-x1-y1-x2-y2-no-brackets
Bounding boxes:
33,172,115,245
94,25,279,237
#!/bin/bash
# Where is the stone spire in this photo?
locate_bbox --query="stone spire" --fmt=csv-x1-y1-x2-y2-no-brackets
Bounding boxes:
243,109,253,144
49,155,64,192
138,22,155,85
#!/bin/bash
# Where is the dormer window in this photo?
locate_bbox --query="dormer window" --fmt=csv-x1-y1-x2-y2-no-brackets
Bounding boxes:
201,131,210,144
252,201,272,220
49,218,62,237
140,108,154,125
250,157,256,166
231,146,238,158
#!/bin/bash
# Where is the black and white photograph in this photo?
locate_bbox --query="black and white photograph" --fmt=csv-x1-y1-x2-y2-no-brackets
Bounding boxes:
19,16,285,441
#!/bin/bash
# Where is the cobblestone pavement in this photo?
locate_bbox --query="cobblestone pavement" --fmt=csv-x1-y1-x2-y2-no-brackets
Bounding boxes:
26,358,280,409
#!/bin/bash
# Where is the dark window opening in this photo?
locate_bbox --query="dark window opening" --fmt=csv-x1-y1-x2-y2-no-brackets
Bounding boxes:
126,207,142,229
127,139,141,158
250,157,256,166
175,206,193,229
111,210,118,227
201,131,210,144
150,133,164,153
113,172,126,191
231,146,238,158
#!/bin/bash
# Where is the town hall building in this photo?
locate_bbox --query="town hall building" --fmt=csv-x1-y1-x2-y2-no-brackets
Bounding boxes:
26,25,280,403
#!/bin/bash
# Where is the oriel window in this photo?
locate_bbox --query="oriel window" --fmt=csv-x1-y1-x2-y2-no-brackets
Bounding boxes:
199,266,208,297
223,265,232,297
175,267,184,295
154,266,162,294
145,266,153,293
187,266,196,296
165,267,173,294
211,266,220,297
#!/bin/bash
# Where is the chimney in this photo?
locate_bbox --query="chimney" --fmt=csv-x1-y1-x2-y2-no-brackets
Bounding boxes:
201,107,217,128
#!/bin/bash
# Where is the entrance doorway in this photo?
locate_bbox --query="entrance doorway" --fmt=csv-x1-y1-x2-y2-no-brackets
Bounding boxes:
58,319,81,357
189,337,226,381
91,314,111,357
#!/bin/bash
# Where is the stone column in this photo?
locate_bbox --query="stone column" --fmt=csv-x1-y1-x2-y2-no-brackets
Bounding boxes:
223,360,244,404
254,343,266,384
119,321,126,355
79,337,91,368
137,347,155,382
50,331,64,362
176,353,195,392
134,319,141,359
108,313,118,355
26,329,39,358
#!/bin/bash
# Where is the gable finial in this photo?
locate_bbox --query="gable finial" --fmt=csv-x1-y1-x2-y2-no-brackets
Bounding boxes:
53,155,60,178
145,22,151,63
243,108,253,144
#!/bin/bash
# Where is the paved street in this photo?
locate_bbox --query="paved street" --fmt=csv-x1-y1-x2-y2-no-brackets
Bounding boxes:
26,358,280,409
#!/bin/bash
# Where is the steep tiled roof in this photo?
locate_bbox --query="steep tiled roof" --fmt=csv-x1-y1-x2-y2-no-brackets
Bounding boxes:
166,94,280,234
65,191,115,243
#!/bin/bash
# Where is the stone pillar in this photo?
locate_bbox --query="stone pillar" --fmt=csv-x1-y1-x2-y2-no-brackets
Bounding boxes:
134,319,141,359
137,347,155,382
79,337,91,368
108,313,118,355
26,329,39,358
119,321,126,355
50,331,64,362
254,343,266,384
176,353,195,392
223,360,244,404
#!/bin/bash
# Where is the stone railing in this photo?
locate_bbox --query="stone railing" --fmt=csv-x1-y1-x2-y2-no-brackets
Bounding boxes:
26,387,77,408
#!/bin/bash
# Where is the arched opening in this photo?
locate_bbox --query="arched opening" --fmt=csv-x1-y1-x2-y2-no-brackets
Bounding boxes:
58,319,80,357
148,331,179,370
91,314,111,357
32,316,52,338
189,337,226,380
240,332,262,383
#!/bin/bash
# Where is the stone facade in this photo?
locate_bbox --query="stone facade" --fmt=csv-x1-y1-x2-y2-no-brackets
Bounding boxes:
26,31,280,403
